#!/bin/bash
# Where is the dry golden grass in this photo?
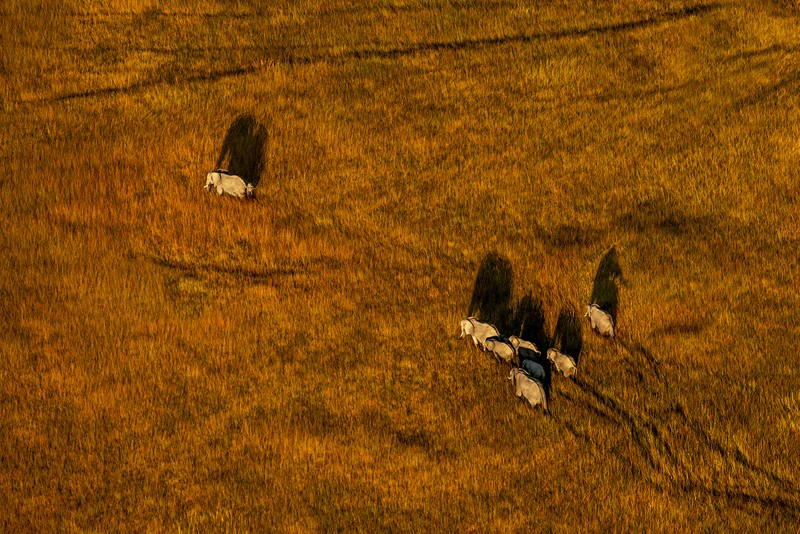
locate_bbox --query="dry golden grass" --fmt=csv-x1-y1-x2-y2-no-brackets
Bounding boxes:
2,0,800,530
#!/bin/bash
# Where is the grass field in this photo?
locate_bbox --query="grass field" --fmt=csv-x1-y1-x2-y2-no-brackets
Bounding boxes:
2,0,800,530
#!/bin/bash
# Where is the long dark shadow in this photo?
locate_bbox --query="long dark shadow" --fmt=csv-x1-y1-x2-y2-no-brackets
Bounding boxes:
37,3,724,104
590,246,622,324
215,114,268,188
468,251,513,332
509,293,550,355
552,304,583,364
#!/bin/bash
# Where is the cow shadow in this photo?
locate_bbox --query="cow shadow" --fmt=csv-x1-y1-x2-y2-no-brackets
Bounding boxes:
590,246,622,324
215,114,268,187
552,305,583,364
468,251,514,332
509,293,551,357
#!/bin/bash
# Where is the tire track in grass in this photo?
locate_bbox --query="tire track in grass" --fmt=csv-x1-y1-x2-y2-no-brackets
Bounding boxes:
31,3,725,104
551,336,800,516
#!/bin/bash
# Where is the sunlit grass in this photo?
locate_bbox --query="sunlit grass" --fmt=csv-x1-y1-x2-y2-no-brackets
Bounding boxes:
2,0,800,530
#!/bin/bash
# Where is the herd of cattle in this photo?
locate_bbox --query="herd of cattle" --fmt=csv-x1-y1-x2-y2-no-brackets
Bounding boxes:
459,304,615,413
203,168,619,413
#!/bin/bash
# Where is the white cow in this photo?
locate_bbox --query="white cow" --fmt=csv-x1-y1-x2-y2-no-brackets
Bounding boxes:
508,367,548,413
205,170,255,199
459,317,500,350
547,348,577,378
484,336,516,364
585,304,614,337
508,335,541,356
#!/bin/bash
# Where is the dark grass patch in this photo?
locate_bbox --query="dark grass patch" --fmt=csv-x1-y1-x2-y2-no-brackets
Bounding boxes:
618,199,711,237
533,221,603,249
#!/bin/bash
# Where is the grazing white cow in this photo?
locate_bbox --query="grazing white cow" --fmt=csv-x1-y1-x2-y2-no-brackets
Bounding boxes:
508,367,548,413
547,348,577,378
459,317,500,350
484,336,517,364
508,335,541,356
585,304,614,337
205,169,255,199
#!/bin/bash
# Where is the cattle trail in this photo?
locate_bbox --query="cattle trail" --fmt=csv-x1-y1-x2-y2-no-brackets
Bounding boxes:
552,338,800,515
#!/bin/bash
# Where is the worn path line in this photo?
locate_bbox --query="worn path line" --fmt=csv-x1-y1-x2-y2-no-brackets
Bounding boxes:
552,335,800,515
27,3,724,104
